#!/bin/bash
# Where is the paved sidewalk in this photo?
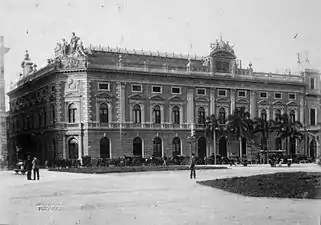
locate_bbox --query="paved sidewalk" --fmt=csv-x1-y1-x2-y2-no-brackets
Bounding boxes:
0,164,321,225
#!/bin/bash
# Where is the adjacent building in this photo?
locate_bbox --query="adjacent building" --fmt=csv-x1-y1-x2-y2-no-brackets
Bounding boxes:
6,33,321,166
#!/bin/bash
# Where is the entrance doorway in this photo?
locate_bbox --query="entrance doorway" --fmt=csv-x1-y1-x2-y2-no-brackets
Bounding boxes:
68,138,79,159
133,137,143,156
198,137,206,159
100,137,110,158
219,137,227,157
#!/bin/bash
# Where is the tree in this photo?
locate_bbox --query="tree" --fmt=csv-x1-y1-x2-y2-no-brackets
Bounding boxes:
274,113,304,155
227,107,253,159
253,117,275,163
205,114,219,164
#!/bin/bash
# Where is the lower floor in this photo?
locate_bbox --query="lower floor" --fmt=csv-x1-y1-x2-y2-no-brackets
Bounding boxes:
7,129,321,166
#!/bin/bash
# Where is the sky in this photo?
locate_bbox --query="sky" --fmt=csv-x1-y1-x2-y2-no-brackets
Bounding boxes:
1,0,321,107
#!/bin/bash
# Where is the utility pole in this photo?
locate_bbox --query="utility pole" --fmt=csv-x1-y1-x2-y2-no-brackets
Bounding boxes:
0,36,10,166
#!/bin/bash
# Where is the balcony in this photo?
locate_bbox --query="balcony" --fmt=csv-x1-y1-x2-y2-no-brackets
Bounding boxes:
305,124,321,132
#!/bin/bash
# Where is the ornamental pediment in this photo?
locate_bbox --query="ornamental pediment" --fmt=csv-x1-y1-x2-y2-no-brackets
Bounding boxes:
257,100,269,105
128,93,144,100
168,95,184,102
149,94,165,101
272,100,285,106
95,92,112,99
286,101,297,106
236,98,249,104
195,96,210,102
216,97,229,103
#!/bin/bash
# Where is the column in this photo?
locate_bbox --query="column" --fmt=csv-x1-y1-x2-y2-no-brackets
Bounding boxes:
230,89,236,114
179,106,183,125
299,94,304,123
62,136,66,159
161,105,164,123
250,90,257,118
187,88,194,123
121,84,126,122
210,87,216,116
141,104,145,123
108,104,112,123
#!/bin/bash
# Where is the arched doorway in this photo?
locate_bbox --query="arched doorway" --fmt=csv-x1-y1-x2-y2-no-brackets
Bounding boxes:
68,138,79,159
153,137,162,157
172,137,181,157
133,137,142,156
242,137,247,157
219,137,227,157
290,137,296,155
100,137,110,158
198,137,206,159
310,139,317,159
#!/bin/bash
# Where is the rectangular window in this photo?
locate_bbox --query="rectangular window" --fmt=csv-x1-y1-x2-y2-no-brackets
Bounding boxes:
171,87,181,94
260,92,268,98
152,86,162,93
238,90,246,98
218,89,227,97
311,78,315,90
196,88,206,95
288,93,296,100
310,108,316,125
98,82,110,91
274,93,282,99
132,84,142,92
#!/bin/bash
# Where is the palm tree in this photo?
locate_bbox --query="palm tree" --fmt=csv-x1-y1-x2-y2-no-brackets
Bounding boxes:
205,114,219,164
227,107,253,159
253,117,275,163
274,113,304,156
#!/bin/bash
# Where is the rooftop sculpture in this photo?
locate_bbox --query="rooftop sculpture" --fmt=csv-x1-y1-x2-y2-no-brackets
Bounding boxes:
210,37,235,56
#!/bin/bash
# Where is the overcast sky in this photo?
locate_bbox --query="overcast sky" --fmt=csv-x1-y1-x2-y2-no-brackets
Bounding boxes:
1,0,321,102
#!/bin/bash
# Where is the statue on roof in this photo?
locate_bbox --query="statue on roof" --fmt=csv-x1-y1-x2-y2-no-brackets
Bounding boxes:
70,32,80,53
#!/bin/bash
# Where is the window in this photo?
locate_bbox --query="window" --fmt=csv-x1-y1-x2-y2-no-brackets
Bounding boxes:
275,109,281,121
68,103,77,123
238,90,246,98
172,106,180,124
132,84,142,92
261,109,267,121
260,92,267,98
311,78,316,90
133,104,141,124
153,105,161,124
219,107,226,124
98,82,110,91
218,89,227,97
288,93,296,100
198,107,206,124
196,88,206,95
310,108,316,125
152,86,162,93
274,93,282,99
99,103,108,123
289,110,295,122
51,105,56,124
171,87,181,94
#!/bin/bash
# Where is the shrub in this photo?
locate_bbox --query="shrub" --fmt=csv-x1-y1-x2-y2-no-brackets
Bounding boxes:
82,155,92,167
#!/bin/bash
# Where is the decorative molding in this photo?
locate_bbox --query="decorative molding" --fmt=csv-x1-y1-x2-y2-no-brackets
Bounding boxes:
286,101,298,106
168,95,185,102
128,93,144,100
149,94,165,101
257,99,269,105
194,96,210,102
235,98,249,104
216,97,229,103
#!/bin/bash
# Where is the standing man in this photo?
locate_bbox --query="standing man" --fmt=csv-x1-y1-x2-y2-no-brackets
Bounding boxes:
190,153,196,179
32,157,40,180
26,155,32,180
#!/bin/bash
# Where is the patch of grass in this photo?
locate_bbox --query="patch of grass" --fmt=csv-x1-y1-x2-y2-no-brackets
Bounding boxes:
49,165,228,174
198,172,321,199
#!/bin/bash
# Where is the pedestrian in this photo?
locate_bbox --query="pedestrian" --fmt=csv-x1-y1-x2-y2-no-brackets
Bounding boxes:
26,155,32,180
32,157,40,180
190,153,196,179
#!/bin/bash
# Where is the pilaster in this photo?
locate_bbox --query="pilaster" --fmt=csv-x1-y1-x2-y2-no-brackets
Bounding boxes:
230,89,236,114
210,87,216,116
187,88,194,123
250,90,257,118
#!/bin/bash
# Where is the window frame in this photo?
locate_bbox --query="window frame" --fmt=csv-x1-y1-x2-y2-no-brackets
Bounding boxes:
171,87,181,95
288,93,296,100
274,92,282,99
217,89,227,97
152,85,162,94
98,82,111,91
196,88,206,96
132,84,143,93
238,90,247,98
260,92,268,99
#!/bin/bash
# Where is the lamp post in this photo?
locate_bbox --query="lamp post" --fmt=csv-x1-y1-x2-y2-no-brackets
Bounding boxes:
187,123,196,156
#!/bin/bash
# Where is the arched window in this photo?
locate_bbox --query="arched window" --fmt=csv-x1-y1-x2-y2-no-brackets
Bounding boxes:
261,109,267,121
289,110,295,123
50,105,56,124
172,106,180,124
133,104,141,124
68,138,79,159
198,107,206,124
153,105,161,124
275,109,281,122
68,103,77,123
99,103,108,123
219,107,226,124
100,137,110,158
275,138,282,150
172,137,181,157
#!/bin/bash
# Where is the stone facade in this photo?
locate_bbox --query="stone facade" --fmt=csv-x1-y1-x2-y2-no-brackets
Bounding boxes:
6,33,321,165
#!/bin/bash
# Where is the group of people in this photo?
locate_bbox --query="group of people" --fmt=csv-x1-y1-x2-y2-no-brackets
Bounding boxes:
25,156,40,180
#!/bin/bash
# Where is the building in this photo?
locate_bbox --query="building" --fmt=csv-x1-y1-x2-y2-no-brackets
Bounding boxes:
6,33,321,166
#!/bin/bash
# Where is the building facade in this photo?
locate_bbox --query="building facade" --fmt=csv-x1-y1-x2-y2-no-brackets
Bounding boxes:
6,33,321,165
